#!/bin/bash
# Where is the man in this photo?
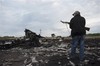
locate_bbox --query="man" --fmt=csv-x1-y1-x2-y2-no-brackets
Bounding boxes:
69,11,86,62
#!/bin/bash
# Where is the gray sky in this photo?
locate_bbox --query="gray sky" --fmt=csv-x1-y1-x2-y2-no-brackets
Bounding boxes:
0,0,100,37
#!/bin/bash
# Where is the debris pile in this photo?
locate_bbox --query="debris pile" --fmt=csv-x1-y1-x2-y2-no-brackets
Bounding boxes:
0,37,100,66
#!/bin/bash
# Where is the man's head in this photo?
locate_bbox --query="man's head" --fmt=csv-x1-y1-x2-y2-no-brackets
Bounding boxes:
72,11,80,16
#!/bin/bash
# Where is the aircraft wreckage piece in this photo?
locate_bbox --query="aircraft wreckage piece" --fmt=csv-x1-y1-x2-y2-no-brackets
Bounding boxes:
0,29,43,49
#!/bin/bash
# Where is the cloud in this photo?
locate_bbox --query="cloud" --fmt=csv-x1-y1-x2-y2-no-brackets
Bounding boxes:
0,0,100,37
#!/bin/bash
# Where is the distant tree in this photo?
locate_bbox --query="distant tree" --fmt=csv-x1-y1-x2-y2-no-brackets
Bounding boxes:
51,34,56,37
86,33,100,36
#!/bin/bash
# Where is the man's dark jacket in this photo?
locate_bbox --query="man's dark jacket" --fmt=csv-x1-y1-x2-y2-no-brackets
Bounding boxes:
70,15,86,37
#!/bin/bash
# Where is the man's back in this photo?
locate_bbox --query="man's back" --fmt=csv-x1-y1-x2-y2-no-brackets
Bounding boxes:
70,15,86,37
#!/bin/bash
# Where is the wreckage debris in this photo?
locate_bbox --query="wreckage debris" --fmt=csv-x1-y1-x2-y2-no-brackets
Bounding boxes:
0,29,43,49
0,36,100,66
0,29,100,66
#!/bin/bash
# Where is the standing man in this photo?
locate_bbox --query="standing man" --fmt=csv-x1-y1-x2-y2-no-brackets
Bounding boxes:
69,11,86,62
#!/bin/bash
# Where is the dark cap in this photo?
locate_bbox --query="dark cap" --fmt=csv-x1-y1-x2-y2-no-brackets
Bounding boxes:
72,11,80,16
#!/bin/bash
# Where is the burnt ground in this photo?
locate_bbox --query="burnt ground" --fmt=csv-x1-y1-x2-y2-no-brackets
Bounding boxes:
0,37,100,66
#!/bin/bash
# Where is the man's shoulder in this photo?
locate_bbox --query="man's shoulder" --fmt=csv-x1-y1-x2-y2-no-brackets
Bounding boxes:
71,17,75,20
80,16,85,19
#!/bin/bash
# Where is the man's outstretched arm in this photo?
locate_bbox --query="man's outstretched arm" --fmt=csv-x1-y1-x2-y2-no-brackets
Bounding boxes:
60,20,90,31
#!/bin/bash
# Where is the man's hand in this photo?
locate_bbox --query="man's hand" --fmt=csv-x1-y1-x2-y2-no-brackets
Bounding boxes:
60,20,64,23
60,20,70,24
85,27,90,31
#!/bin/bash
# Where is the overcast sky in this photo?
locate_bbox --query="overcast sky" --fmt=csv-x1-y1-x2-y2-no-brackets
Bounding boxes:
0,0,100,37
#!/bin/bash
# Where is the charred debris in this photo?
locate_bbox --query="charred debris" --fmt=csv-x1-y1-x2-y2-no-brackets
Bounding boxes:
0,29,100,66
0,29,43,49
